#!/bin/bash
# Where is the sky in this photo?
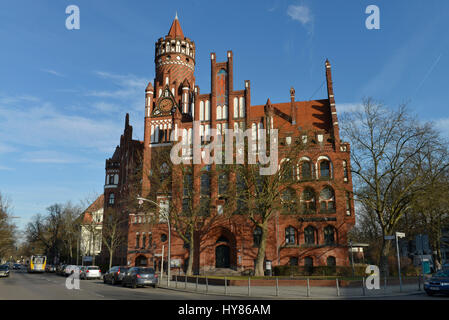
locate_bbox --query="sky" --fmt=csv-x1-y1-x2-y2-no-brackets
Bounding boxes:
1,0,448,236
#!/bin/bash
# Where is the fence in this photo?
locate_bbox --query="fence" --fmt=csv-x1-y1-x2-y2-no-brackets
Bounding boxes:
157,275,424,298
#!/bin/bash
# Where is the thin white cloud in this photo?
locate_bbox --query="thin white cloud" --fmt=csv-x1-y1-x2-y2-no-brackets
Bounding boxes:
0,165,14,171
41,69,65,77
287,4,314,36
337,102,364,114
86,71,147,100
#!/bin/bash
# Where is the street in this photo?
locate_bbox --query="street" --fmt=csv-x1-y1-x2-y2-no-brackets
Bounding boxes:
0,270,246,300
1,270,448,300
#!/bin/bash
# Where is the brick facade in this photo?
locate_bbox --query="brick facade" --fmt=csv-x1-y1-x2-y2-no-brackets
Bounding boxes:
104,15,355,273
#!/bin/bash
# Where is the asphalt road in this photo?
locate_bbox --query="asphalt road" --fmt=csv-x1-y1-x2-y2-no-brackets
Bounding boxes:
0,269,246,300
1,270,447,300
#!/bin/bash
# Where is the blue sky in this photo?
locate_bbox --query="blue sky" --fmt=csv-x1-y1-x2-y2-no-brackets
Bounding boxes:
1,0,448,235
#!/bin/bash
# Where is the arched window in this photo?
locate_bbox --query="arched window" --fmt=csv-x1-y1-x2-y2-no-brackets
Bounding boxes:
345,192,351,215
218,167,228,195
289,257,298,266
285,226,296,244
253,227,262,247
304,226,317,245
233,97,239,118
200,101,205,120
300,161,312,180
223,105,228,119
319,187,335,212
183,174,193,197
239,97,245,118
161,234,167,242
108,193,115,206
217,106,222,120
319,160,331,179
300,188,316,213
324,226,336,245
205,100,210,120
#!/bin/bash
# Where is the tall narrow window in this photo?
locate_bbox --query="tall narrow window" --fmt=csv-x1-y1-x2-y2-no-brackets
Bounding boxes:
253,227,262,247
108,193,115,206
142,234,146,248
300,188,316,213
343,160,348,182
304,226,317,245
320,160,331,178
319,187,335,212
301,161,312,180
324,226,336,245
135,234,140,248
285,226,296,244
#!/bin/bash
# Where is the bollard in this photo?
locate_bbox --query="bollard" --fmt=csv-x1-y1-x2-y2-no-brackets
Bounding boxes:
224,277,227,295
306,278,310,297
248,277,251,296
206,275,208,294
384,276,387,294
418,276,421,291
185,275,187,289
196,275,198,292
336,278,340,297
175,275,178,288
362,277,366,296
275,277,279,297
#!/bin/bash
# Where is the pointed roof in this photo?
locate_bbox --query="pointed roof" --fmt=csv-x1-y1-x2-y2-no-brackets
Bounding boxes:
168,13,184,39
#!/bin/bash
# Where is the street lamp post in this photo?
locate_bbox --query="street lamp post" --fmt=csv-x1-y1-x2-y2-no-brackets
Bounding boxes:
137,196,171,287
349,240,355,277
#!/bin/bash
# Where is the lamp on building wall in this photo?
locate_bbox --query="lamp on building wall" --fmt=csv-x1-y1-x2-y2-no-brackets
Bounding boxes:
137,196,171,287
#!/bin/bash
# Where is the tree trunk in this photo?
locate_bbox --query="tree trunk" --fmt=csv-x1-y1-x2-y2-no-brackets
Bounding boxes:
379,238,392,277
254,224,268,277
186,230,194,276
109,248,113,270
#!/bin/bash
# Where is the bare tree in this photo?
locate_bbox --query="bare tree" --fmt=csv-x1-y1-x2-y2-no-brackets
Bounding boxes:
340,98,449,274
102,207,128,270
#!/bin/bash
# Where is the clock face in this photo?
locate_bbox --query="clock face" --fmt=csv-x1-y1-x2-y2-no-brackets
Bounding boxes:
159,98,173,112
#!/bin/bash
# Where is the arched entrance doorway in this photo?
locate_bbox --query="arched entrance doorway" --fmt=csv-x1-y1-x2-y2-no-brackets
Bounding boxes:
215,245,230,268
135,255,148,267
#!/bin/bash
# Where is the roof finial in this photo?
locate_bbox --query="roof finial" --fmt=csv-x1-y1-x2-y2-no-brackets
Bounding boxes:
175,11,178,20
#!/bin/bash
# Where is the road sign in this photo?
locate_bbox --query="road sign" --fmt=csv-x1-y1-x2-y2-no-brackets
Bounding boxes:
384,236,395,240
396,232,406,238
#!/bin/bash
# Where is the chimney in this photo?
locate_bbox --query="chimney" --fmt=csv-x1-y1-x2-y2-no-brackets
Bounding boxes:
290,87,296,125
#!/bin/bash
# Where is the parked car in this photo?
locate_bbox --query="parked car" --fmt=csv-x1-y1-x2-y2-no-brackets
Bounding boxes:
424,270,449,296
121,267,158,288
12,264,21,270
103,266,128,285
64,265,80,277
45,264,56,272
0,265,10,277
56,264,65,275
80,266,102,280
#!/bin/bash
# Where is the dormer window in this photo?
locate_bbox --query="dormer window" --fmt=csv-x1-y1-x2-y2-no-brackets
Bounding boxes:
317,134,324,143
302,135,308,144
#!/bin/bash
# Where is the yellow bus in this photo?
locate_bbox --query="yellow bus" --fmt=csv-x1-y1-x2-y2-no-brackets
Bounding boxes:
27,255,46,273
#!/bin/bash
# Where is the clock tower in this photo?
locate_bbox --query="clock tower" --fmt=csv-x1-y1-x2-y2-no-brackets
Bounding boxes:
142,14,196,194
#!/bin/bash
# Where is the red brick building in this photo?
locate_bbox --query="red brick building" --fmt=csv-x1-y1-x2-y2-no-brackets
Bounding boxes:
105,15,355,273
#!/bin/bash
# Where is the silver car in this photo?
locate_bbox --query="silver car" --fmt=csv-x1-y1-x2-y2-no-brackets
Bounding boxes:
0,265,10,277
80,266,102,280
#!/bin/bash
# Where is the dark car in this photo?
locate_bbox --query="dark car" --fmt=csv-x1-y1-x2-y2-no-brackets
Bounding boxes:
13,264,21,270
0,265,10,277
103,266,128,285
122,267,158,288
424,270,449,296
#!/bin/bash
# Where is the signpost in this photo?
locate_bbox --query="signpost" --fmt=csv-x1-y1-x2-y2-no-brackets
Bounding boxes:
395,232,405,292
384,233,405,292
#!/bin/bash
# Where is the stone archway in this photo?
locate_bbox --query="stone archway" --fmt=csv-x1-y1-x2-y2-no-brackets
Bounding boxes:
135,255,148,267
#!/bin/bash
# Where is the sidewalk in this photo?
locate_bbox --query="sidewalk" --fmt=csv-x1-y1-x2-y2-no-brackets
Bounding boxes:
156,277,424,299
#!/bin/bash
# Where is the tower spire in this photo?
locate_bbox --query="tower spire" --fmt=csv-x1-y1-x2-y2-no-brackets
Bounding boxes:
168,13,184,38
